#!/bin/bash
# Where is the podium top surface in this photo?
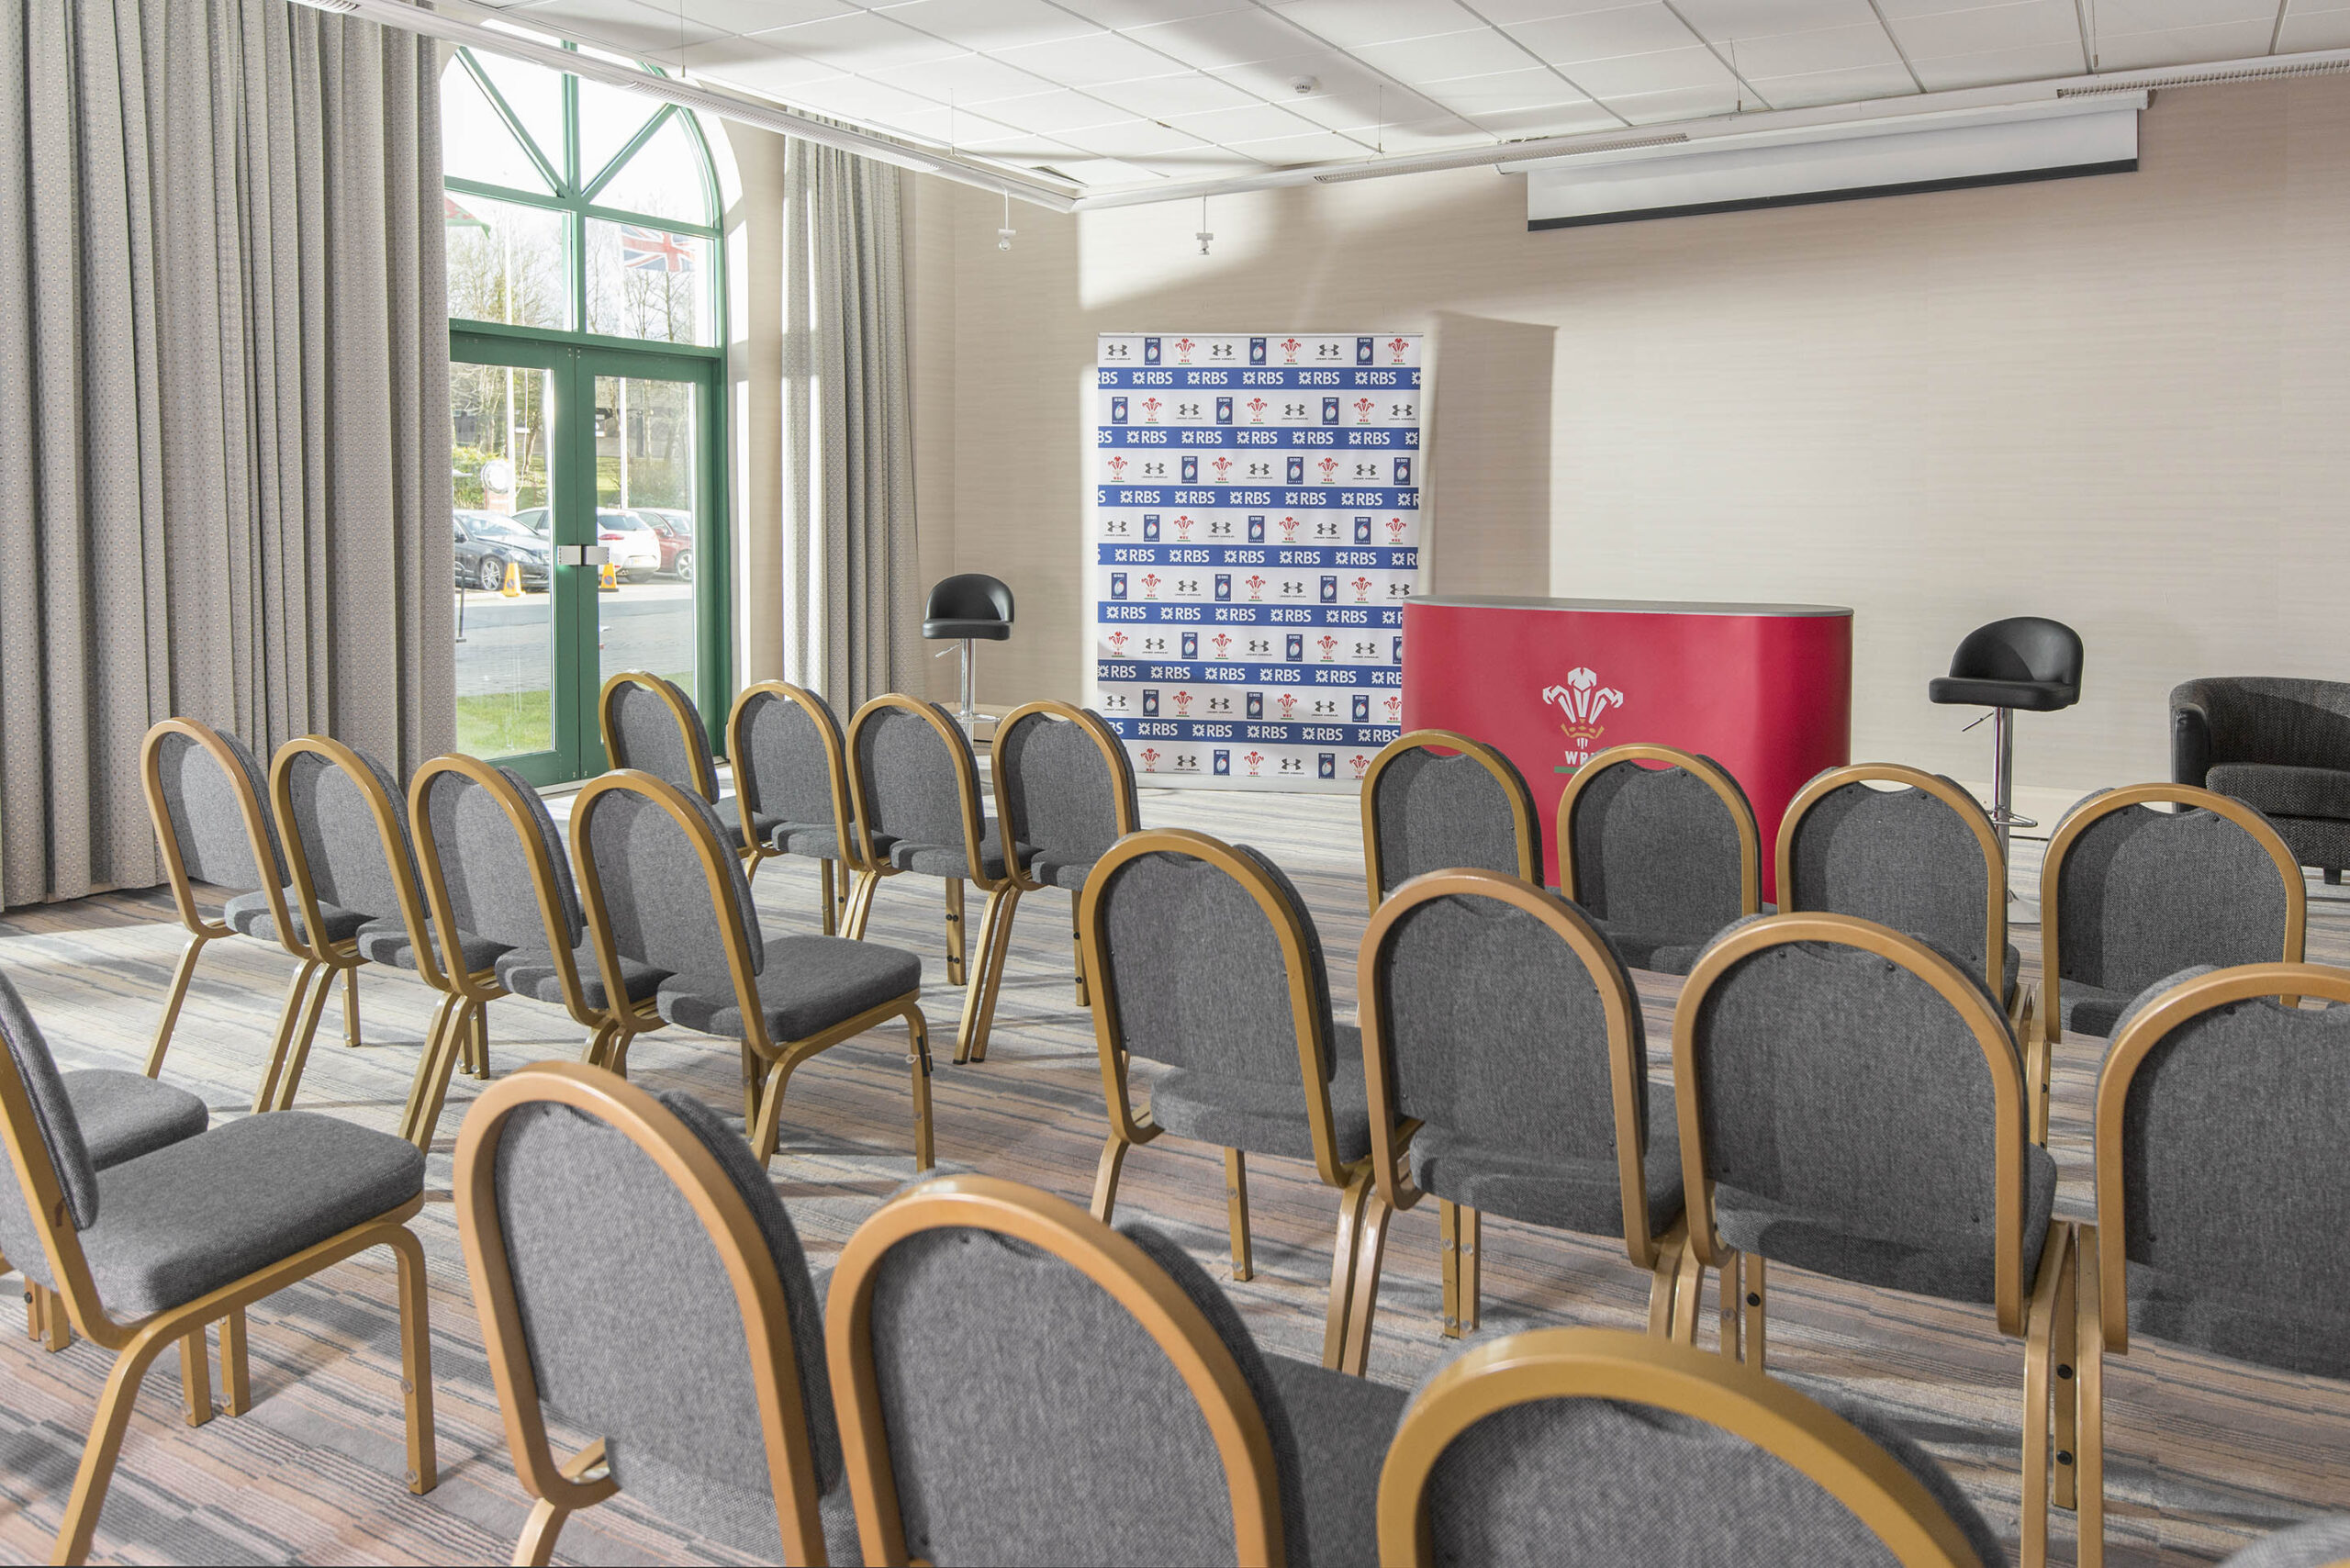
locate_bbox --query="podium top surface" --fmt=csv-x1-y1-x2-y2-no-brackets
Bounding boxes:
1409,594,1852,619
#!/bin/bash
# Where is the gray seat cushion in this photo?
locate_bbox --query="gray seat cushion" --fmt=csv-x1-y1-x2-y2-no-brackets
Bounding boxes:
354,916,509,976
2054,979,2135,1039
223,888,367,946
2128,1257,2350,1382
1028,848,1100,891
657,936,922,1042
2208,762,2350,823
1411,1088,1684,1238
888,819,1013,880
83,1111,425,1316
764,821,845,860
1259,1354,1409,1568
1715,1141,2057,1306
1148,1025,1371,1165
2224,1517,2350,1568
495,942,670,1011
62,1070,208,1170
1589,916,1718,977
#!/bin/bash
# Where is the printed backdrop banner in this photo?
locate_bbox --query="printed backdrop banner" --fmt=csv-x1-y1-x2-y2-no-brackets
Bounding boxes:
1091,331,1423,790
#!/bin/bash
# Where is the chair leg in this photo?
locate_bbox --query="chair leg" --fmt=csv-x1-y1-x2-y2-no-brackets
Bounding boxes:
1090,1133,1132,1221
908,1011,935,1171
144,935,209,1079
341,966,363,1048
219,1307,251,1417
845,870,880,941
387,1225,439,1495
820,858,838,936
252,959,322,1114
262,962,336,1114
581,1022,616,1071
749,1056,801,1166
1224,1149,1254,1282
1646,1220,1689,1337
605,1029,639,1078
1460,1205,1481,1333
397,994,466,1151
469,1004,491,1081
1339,1188,1395,1377
54,1332,172,1566
2020,1223,2073,1568
178,1329,214,1427
2052,1229,2082,1514
956,885,1019,1065
1322,1170,1377,1370
1743,1254,1768,1370
2328,867,2342,887
1718,1249,1743,1360
1439,1200,1462,1338
2075,1224,2105,1568
1670,1241,1708,1345
515,1442,610,1568
1071,891,1088,1007
944,878,967,986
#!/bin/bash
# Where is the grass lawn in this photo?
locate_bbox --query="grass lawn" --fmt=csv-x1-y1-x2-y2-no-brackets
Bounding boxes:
455,689,553,758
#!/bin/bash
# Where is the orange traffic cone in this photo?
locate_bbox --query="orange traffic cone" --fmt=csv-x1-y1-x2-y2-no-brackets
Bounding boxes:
599,561,620,593
500,560,522,598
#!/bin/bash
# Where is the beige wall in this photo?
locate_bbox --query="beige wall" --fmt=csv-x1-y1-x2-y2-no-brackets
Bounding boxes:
904,75,2350,800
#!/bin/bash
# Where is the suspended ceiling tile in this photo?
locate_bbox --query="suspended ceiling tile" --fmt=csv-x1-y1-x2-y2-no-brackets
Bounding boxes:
1908,38,2099,86
2276,6,2350,51
1603,79,1748,120
1673,0,1888,40
975,86,1143,132
1564,43,1741,96
1721,21,1908,78
874,0,1107,51
735,8,969,71
1466,98,1638,133
1038,154,1170,185
1086,71,1265,117
1221,126,1393,162
1265,0,1494,50
1165,100,1334,143
1747,58,1925,106
861,104,1024,145
1057,117,1223,155
1207,50,1454,120
1505,5,1703,65
508,0,726,55
679,36,856,88
667,0,857,32
781,74,950,124
1883,0,2084,60
1052,0,1254,27
861,51,1060,104
1414,64,1592,111
2091,17,2280,67
992,28,1193,84
1118,8,1318,69
1353,28,1548,84
2094,0,2274,29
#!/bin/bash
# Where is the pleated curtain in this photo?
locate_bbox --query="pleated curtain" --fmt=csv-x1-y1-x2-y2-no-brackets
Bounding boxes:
780,137,923,715
0,0,452,908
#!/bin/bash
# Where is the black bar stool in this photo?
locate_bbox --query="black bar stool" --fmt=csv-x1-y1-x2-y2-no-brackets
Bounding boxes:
1928,617,2084,868
923,574,1014,726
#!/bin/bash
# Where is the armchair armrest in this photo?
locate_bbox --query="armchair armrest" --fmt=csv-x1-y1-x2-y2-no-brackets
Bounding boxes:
2172,700,2211,787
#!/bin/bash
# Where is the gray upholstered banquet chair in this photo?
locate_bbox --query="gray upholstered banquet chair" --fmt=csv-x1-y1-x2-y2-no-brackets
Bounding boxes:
1673,913,2079,1566
270,736,503,1118
1082,828,1375,1369
2083,961,2350,1568
2219,1517,2350,1568
571,770,934,1169
2172,676,2350,882
1360,729,1538,910
0,966,434,1566
728,680,863,924
599,669,742,849
1342,869,1685,1372
404,755,670,1151
1556,743,1762,975
979,700,1139,1047
843,695,1013,1058
1375,1326,2002,1567
139,717,334,1088
825,1173,1403,1568
454,1061,856,1567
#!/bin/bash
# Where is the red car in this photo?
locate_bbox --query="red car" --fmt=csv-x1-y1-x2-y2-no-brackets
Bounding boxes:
634,508,696,582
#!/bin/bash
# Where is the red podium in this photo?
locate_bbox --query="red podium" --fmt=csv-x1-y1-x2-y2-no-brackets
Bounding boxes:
1400,596,1852,897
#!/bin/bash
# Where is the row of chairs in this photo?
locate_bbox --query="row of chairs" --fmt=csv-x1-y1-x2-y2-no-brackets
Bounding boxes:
1368,731,2309,1141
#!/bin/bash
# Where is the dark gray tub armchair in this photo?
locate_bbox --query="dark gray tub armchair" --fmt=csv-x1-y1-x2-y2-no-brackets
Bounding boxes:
2172,678,2350,881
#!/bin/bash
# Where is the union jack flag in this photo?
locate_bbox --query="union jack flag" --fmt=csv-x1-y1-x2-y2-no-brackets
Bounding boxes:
621,226,695,273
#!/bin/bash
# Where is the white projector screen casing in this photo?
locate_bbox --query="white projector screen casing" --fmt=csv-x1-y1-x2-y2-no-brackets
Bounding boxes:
1526,104,2141,230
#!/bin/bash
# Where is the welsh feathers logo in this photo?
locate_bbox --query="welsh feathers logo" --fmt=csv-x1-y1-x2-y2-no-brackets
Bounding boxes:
1544,667,1625,767
1281,337,1302,364
1388,336,1409,364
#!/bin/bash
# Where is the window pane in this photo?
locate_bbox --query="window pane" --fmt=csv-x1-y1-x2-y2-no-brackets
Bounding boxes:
597,375,699,708
447,193,569,330
577,75,660,191
584,218,711,344
590,110,714,227
451,361,556,760
469,50,566,182
441,57,551,195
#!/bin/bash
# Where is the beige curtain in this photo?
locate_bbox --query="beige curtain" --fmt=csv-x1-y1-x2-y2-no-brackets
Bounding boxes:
0,0,452,907
781,138,923,713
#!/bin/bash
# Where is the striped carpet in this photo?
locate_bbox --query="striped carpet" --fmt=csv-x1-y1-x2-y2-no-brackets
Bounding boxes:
0,779,2344,1566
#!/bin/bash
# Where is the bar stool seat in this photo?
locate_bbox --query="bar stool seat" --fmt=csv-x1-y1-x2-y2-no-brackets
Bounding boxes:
1928,616,2084,872
1927,673,2077,711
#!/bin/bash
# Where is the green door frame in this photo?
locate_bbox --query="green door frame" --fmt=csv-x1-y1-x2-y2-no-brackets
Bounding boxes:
453,330,729,786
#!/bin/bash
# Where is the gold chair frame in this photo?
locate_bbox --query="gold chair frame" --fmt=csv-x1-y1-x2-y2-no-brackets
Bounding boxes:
571,769,934,1169
0,1033,434,1564
1557,743,1762,917
1345,869,1689,1375
139,719,342,1103
841,694,1010,1067
1375,1326,1988,1568
599,668,722,801
455,1062,831,1567
726,680,865,929
992,700,1143,1021
1080,827,1375,1370
1673,911,2080,1568
2038,783,2307,1144
826,1174,1285,1568
1359,730,1539,912
2083,961,2350,1568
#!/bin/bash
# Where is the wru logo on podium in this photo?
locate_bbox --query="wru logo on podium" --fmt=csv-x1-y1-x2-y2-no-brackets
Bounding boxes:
1543,667,1626,768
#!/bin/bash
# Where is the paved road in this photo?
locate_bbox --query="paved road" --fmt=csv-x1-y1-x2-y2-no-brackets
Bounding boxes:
453,581,698,697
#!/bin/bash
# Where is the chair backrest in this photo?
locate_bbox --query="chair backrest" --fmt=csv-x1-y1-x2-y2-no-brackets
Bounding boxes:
599,672,718,802
1377,1327,1995,1567
1776,766,2006,998
1947,616,2083,692
411,756,585,991
2045,786,2304,1020
572,772,764,1013
2094,963,2350,1379
140,718,285,911
2172,677,2350,771
924,573,1014,624
273,737,432,966
1360,731,1538,907
845,697,986,865
454,1064,836,1563
826,1175,1282,1567
1360,870,1663,1264
1081,830,1351,1186
1559,745,1759,938
728,682,855,854
0,968,102,1314
994,701,1137,886
1674,913,2034,1333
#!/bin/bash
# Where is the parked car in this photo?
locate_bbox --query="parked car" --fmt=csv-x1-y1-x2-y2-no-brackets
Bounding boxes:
453,510,550,592
510,507,550,537
597,508,664,581
635,508,695,583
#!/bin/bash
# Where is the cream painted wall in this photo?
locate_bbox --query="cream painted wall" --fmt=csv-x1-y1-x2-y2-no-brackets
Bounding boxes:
904,75,2350,800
